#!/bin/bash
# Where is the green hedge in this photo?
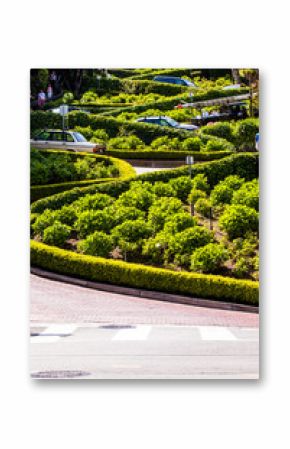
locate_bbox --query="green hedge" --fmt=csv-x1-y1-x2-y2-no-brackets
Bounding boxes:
30,241,258,305
106,149,232,161
30,150,136,202
127,68,201,80
31,153,258,214
31,111,235,148
99,88,249,117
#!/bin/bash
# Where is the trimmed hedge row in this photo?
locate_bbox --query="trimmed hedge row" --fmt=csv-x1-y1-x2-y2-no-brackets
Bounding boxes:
30,151,136,202
31,111,234,149
106,149,232,161
30,241,259,305
31,153,258,214
99,88,249,117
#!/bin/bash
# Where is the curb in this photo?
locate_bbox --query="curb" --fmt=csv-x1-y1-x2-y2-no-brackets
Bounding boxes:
31,267,259,314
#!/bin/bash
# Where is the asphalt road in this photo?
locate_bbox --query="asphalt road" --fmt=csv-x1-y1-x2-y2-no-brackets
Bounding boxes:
30,275,259,379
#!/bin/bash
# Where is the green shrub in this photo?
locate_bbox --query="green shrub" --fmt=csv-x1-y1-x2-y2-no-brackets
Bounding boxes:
148,197,184,232
204,139,229,152
232,179,259,211
210,175,245,205
188,189,207,204
169,176,193,201
75,210,115,237
107,135,145,150
77,231,114,257
33,210,59,236
219,205,259,239
152,181,175,197
201,122,234,142
151,136,182,151
190,243,228,273
195,198,212,218
164,213,197,234
191,174,210,192
73,193,115,212
168,226,213,267
42,222,71,247
117,184,154,210
181,137,202,151
142,231,170,264
112,220,153,245
31,241,259,305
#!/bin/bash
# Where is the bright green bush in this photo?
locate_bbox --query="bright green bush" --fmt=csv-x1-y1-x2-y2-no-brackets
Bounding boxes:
148,197,184,232
151,136,182,151
219,205,259,239
42,222,71,247
152,181,175,197
77,231,114,257
107,135,145,150
75,210,115,237
33,210,59,236
195,198,212,218
188,189,207,204
117,183,154,210
164,213,197,234
191,174,210,192
210,175,245,205
141,231,170,264
190,243,228,273
201,122,234,142
168,226,213,267
112,220,153,246
232,179,259,211
181,137,202,151
169,176,193,201
204,139,229,152
73,193,115,212
107,205,145,225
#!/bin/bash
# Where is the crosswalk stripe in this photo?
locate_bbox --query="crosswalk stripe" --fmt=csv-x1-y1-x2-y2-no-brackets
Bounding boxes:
112,325,152,341
30,324,77,343
197,326,237,341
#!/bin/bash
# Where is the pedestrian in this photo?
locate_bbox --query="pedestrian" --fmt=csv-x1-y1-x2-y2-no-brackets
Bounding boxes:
37,90,46,109
47,83,53,100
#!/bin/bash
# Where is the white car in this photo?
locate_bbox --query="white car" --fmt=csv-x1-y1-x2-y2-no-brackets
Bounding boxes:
30,129,106,153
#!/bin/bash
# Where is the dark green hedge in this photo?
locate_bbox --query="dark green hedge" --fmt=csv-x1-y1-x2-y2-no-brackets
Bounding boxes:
128,68,201,80
106,149,232,161
31,153,258,214
30,150,136,202
30,241,259,305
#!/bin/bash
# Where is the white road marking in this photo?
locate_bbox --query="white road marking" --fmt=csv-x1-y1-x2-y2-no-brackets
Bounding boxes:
198,326,238,341
30,324,77,343
112,325,152,341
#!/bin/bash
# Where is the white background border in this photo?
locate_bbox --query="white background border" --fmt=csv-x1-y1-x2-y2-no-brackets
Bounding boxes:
1,1,289,448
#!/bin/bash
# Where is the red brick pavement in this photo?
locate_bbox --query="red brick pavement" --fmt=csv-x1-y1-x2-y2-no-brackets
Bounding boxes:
30,274,259,328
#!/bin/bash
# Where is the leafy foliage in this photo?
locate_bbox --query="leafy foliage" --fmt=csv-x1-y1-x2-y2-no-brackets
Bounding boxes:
219,205,259,239
77,231,114,257
191,243,228,273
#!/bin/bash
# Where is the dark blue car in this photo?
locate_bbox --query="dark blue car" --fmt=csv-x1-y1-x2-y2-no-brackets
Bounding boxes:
153,75,197,87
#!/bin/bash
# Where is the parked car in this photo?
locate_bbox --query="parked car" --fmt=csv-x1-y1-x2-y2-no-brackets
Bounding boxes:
136,115,198,131
153,75,197,88
30,130,106,153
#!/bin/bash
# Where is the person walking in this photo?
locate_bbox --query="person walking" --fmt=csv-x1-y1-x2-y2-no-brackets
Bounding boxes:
37,90,46,108
47,84,53,100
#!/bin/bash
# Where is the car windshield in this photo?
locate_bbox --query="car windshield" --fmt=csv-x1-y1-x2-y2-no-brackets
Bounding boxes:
73,132,87,142
165,117,179,127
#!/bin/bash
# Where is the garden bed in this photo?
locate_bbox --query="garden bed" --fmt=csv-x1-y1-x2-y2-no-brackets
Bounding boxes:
30,153,259,304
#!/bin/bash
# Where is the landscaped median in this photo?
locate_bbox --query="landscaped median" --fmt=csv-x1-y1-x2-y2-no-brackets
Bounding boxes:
30,241,258,306
30,150,136,202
